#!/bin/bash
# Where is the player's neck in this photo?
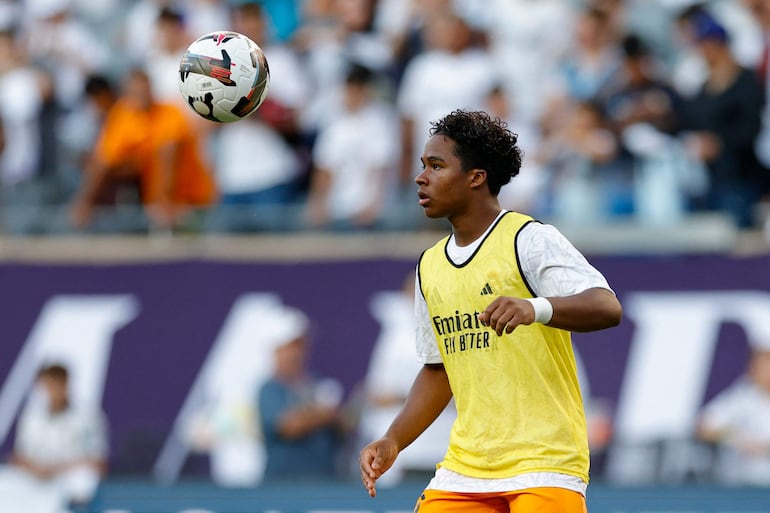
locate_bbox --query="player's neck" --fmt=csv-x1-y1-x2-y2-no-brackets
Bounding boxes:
450,203,502,247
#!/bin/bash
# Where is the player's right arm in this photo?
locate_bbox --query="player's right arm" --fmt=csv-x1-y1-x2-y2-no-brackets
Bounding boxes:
359,362,452,497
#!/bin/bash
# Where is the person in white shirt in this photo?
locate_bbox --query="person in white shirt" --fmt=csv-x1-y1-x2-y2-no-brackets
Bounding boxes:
306,63,400,230
205,1,310,232
10,363,108,508
697,348,770,486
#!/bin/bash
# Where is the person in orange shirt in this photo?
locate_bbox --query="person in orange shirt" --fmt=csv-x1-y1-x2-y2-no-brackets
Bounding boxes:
71,68,217,230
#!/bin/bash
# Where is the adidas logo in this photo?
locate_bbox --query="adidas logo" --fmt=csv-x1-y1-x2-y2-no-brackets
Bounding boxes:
480,283,494,295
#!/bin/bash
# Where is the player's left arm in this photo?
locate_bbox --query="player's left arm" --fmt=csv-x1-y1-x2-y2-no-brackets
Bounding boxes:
544,287,622,332
480,222,623,335
480,287,621,335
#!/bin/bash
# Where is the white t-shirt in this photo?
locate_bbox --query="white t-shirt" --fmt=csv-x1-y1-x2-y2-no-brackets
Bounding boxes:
15,402,108,467
413,210,612,494
312,101,400,220
700,378,770,486
215,119,301,194
0,67,41,186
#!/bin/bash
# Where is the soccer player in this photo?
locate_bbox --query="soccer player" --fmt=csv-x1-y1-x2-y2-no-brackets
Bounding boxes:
359,110,623,512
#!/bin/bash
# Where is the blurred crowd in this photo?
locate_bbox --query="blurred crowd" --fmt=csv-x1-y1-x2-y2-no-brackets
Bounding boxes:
0,0,769,235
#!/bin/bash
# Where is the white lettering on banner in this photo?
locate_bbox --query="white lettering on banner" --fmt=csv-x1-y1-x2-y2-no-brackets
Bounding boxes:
614,291,770,442
0,295,139,445
607,291,770,483
153,293,291,486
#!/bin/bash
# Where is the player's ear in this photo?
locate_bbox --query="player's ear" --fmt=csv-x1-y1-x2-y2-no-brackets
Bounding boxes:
469,168,487,189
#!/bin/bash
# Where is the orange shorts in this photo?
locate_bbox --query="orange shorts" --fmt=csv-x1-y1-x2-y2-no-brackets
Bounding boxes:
413,487,587,513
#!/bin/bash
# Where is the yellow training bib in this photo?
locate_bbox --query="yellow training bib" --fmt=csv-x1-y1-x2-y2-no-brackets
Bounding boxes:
418,212,589,481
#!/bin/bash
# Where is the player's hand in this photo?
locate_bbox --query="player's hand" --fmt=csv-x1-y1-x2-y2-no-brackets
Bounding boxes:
479,296,536,336
359,437,399,498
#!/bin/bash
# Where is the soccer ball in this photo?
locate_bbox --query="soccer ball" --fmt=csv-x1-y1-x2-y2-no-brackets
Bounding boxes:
178,31,270,123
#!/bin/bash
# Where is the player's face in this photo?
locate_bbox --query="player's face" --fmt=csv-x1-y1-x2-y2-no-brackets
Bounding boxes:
416,134,472,219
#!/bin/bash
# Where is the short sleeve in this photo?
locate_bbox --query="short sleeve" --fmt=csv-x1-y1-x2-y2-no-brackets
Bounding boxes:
517,222,613,298
414,267,442,364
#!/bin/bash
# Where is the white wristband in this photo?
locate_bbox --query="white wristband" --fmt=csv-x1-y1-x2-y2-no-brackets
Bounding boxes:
526,297,553,324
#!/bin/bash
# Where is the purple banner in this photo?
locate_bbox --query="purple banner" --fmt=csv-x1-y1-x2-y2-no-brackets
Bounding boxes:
0,254,768,477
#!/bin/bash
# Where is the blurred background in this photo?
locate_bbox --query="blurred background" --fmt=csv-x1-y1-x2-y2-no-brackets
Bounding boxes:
0,0,770,512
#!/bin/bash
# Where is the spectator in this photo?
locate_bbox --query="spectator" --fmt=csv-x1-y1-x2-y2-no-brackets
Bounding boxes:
601,34,702,224
21,0,110,107
0,28,48,234
373,0,471,86
306,63,400,230
144,7,193,107
603,34,681,136
536,99,627,224
540,6,622,140
556,6,622,102
231,1,310,144
202,1,309,233
670,3,714,99
697,348,770,486
58,74,118,205
122,0,175,65
9,363,108,510
744,0,770,170
679,12,768,228
297,0,395,133
207,110,303,232
70,68,217,232
670,3,763,99
257,305,350,481
396,7,497,185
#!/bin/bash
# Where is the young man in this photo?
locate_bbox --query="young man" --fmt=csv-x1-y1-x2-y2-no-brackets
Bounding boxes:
10,364,108,509
258,306,349,481
70,68,217,230
359,110,623,512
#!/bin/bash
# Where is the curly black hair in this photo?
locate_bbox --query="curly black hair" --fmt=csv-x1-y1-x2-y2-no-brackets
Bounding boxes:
429,110,523,195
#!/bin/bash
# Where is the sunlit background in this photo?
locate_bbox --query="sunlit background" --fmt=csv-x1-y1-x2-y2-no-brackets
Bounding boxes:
1,0,770,512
